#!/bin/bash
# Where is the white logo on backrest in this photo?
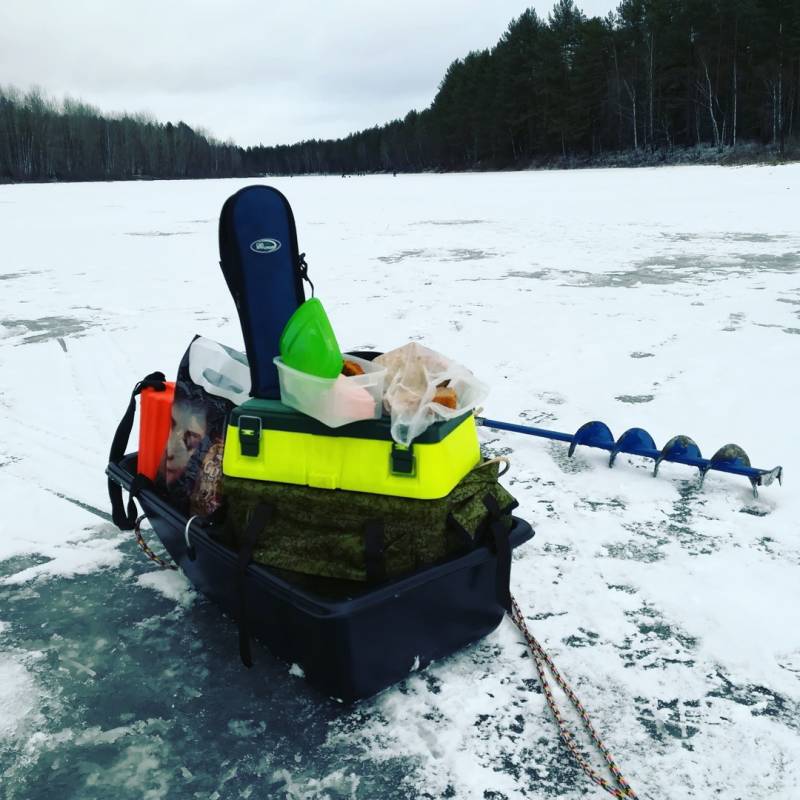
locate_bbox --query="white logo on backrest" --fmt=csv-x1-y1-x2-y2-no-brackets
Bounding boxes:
250,238,282,254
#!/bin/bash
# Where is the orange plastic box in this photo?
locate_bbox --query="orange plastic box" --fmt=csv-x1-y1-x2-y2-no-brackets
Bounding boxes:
138,382,175,480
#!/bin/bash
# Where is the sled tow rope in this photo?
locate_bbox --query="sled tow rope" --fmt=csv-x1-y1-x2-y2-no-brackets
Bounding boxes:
509,595,638,799
134,514,178,570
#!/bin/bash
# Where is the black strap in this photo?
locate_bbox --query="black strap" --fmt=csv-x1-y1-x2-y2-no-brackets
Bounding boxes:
484,494,512,611
237,503,274,668
108,371,166,530
364,520,386,583
298,252,314,297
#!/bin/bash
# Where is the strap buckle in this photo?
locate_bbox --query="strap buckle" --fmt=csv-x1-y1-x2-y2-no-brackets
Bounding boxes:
238,415,262,457
390,443,415,477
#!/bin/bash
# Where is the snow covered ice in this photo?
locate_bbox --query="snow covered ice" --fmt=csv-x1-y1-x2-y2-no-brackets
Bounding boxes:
1,165,800,799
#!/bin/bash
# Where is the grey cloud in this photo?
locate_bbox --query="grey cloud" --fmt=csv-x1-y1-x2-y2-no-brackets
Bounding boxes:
1,0,617,147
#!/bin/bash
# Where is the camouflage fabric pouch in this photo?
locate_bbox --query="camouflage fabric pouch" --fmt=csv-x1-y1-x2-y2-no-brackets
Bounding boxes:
223,460,518,582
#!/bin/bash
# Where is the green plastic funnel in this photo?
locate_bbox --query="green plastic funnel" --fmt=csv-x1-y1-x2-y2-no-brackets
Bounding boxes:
279,298,343,378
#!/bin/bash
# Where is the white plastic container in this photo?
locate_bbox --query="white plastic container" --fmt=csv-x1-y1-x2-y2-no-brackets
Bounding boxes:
273,354,386,428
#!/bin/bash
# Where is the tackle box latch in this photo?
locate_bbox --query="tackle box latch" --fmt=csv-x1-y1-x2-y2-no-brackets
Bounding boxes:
390,443,415,477
238,415,262,457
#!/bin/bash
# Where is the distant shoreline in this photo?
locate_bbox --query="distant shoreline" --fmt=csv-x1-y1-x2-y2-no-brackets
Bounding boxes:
1,142,798,186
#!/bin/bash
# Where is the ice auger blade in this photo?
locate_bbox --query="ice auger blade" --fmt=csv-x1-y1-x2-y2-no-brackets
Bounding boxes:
703,443,752,494
705,443,750,475
704,444,784,497
568,421,614,457
654,435,702,477
609,427,658,467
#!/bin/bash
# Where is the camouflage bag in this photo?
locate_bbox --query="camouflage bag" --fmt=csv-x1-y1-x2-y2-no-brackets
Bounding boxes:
223,460,518,583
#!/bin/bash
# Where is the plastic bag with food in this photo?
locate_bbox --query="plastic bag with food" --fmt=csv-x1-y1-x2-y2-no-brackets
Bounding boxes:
374,342,489,446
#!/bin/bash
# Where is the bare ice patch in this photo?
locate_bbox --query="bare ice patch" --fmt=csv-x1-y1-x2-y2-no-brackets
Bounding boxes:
558,248,800,289
548,441,591,473
504,269,551,280
535,390,567,405
0,315,99,345
124,230,194,237
376,247,496,264
412,219,488,226
0,554,53,581
375,248,426,264
519,408,558,424
0,654,42,741
722,311,746,331
443,248,495,261
0,271,44,281
615,394,655,404
661,231,792,244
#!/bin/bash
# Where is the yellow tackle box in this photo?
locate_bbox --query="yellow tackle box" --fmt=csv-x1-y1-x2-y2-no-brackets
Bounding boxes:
222,399,481,499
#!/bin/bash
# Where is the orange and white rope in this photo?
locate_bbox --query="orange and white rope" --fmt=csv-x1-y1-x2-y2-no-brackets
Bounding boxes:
509,595,638,799
133,514,178,571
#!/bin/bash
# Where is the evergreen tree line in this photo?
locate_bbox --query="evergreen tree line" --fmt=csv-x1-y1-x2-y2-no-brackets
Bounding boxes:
2,0,799,182
0,87,249,181
253,0,800,174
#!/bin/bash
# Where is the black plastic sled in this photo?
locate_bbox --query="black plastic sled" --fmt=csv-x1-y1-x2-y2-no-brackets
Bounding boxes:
107,453,534,702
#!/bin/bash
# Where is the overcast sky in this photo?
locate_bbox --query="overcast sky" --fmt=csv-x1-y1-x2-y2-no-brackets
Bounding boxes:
1,0,618,148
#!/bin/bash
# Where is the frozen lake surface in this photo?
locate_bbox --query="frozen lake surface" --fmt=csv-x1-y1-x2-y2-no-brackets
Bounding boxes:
1,166,800,799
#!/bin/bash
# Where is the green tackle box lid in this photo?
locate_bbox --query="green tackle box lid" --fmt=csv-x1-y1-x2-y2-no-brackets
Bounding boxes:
229,398,471,444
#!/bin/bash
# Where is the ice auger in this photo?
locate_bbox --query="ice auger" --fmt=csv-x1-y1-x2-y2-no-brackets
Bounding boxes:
476,417,783,497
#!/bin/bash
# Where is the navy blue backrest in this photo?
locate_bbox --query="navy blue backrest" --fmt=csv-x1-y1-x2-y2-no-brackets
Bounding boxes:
219,186,305,398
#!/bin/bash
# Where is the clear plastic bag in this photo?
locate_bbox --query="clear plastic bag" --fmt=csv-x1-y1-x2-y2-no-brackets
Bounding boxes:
188,337,250,405
375,342,489,446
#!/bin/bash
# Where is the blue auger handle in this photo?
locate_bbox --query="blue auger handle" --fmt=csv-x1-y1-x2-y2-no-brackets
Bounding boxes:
475,416,783,494
476,418,574,444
